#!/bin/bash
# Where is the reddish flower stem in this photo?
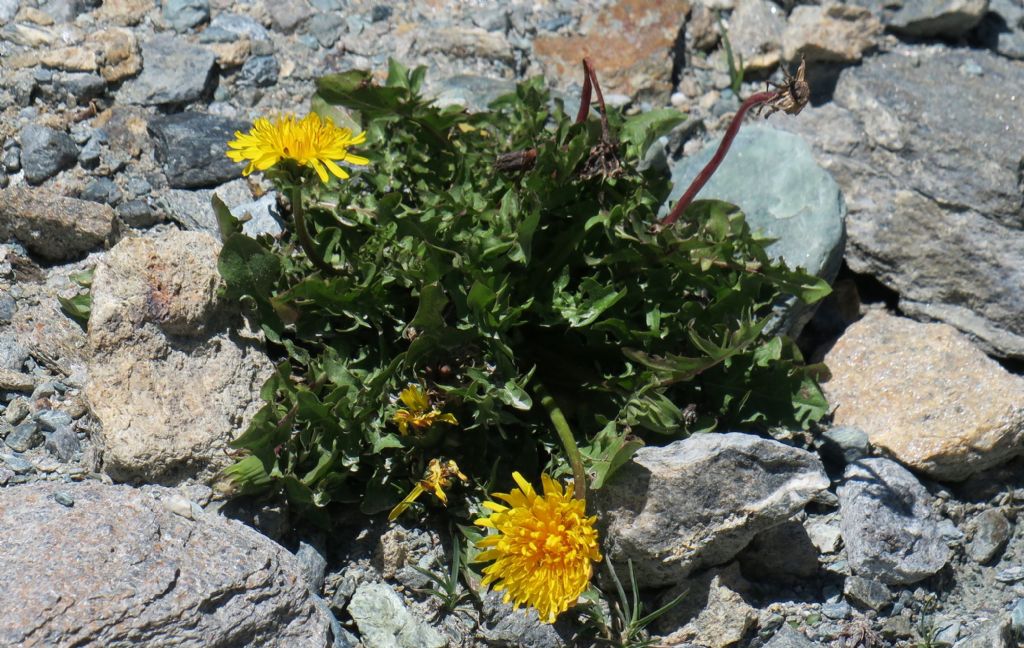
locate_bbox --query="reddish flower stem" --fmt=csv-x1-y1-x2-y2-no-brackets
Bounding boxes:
574,60,593,125
659,90,779,228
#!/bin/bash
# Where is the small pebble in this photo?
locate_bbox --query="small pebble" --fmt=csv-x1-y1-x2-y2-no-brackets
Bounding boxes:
53,491,74,507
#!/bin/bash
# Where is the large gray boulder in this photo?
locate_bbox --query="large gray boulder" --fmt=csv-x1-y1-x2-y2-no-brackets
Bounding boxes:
595,432,829,587
0,481,331,647
775,48,1024,358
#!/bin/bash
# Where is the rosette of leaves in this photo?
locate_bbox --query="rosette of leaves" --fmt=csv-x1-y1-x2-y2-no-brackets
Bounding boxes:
218,60,830,517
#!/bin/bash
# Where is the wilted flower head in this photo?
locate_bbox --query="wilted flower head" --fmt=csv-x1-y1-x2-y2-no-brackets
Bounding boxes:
392,384,457,436
388,458,468,521
475,472,601,623
226,112,368,183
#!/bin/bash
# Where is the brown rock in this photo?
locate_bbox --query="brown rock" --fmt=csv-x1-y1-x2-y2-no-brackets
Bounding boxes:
93,27,142,83
93,105,150,157
0,188,114,260
823,310,1024,481
0,368,36,392
96,0,154,26
86,231,273,485
38,46,98,72
208,38,251,68
533,0,690,101
782,4,882,63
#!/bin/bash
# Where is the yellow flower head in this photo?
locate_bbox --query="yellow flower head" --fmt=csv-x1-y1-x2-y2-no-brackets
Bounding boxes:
392,384,458,436
226,112,368,183
474,472,602,624
388,458,468,521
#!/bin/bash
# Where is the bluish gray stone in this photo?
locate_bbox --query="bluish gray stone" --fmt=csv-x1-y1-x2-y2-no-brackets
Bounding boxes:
149,112,248,189
887,0,988,37
37,410,72,431
5,421,41,452
53,491,75,507
431,75,517,112
296,541,327,593
838,458,952,585
818,425,870,465
844,575,891,611
43,425,80,461
19,125,79,185
348,583,447,648
118,199,160,228
80,178,122,205
821,600,851,620
0,291,14,324
78,138,102,169
209,12,270,41
966,509,1011,564
157,178,252,234
268,0,313,33
0,453,33,474
55,73,106,102
0,0,19,22
305,12,345,47
120,34,216,106
234,193,283,237
162,0,209,32
665,126,846,336
1011,599,1024,640
977,0,1024,59
371,4,392,22
0,332,28,371
3,399,30,426
238,55,279,88
764,624,817,647
2,147,20,173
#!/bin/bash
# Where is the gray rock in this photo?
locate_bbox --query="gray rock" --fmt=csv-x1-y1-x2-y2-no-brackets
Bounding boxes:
268,0,313,33
159,178,253,234
889,0,989,37
0,481,330,647
5,421,41,452
86,230,273,484
236,193,283,238
817,425,870,465
844,575,892,611
348,582,447,648
1,146,20,173
1011,599,1024,639
0,291,14,324
838,458,952,585
162,0,209,32
0,0,18,22
966,509,1011,564
149,112,248,189
55,73,107,102
953,616,1014,648
430,75,517,112
774,48,1024,358
596,432,829,587
209,12,271,41
804,516,842,554
296,541,328,593
0,453,33,474
665,126,845,336
43,425,80,461
0,187,114,260
480,591,567,647
120,34,216,106
117,199,160,228
727,0,786,61
977,0,1024,59
3,399,30,425
80,177,123,205
0,332,29,371
764,624,818,647
305,12,346,47
19,124,78,185
78,138,102,168
238,55,279,87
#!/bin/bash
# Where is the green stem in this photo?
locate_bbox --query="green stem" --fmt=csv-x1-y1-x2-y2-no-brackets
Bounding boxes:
535,383,587,501
289,184,335,275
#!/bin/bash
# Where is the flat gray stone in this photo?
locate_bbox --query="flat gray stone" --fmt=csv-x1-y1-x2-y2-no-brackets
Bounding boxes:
19,124,78,185
596,432,829,587
120,34,216,106
838,458,952,585
666,126,846,336
888,0,989,37
348,583,446,648
0,481,330,647
149,112,248,189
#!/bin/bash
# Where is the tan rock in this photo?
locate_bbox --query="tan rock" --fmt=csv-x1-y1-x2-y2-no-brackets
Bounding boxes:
96,0,154,26
16,6,55,25
93,27,142,83
533,0,691,101
0,368,36,392
86,231,273,485
419,26,513,62
823,310,1024,481
0,188,114,260
782,3,882,63
208,38,251,68
1,22,56,47
39,46,98,72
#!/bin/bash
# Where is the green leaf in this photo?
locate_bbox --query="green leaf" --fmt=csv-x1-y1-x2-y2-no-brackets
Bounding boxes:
581,422,644,490
58,293,91,327
212,194,242,243
620,108,686,160
218,233,282,300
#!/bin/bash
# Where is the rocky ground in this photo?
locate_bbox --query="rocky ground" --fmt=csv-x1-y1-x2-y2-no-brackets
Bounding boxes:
1,0,1023,646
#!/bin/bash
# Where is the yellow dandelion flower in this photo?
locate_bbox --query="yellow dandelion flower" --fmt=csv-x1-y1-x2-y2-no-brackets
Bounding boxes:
474,471,602,624
392,384,458,436
388,458,468,521
226,112,369,183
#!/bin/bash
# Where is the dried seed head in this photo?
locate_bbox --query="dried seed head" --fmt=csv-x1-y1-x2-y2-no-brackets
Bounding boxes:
760,58,810,118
